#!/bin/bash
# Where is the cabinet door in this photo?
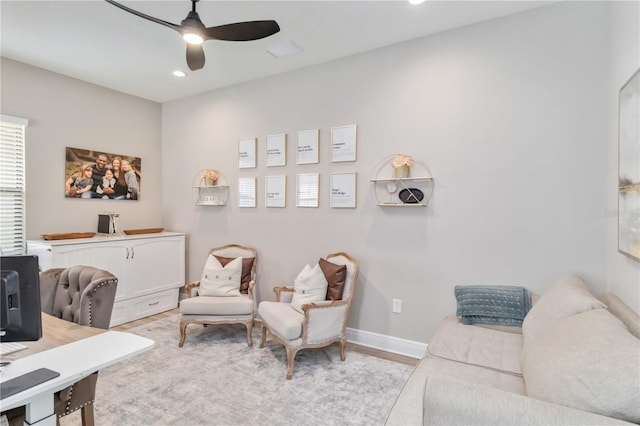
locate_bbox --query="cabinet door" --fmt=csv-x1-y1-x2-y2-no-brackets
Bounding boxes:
129,237,185,297
52,242,130,301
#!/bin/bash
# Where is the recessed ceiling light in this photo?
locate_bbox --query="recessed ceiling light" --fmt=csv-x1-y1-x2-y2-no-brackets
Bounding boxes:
173,70,187,77
409,0,426,4
266,41,303,59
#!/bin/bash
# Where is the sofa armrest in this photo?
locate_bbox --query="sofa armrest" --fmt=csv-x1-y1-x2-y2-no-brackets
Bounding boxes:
273,286,294,303
422,376,633,425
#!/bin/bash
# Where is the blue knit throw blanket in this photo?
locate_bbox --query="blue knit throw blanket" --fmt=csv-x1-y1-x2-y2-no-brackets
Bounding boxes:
454,285,532,326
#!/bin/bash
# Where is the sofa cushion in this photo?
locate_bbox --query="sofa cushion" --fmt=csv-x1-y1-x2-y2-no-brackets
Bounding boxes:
290,263,328,313
522,274,605,349
319,257,347,300
180,294,253,315
521,308,640,423
258,301,304,340
214,255,254,294
198,255,242,297
428,316,523,375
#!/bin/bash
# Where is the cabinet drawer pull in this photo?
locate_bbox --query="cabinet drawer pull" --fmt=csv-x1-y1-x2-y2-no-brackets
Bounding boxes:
148,301,160,306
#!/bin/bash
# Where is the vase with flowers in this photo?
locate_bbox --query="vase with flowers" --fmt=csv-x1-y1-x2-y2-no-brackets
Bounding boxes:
391,155,413,178
203,169,218,186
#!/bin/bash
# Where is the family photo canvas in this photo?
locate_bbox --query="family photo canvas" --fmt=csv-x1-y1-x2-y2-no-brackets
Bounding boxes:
65,147,141,200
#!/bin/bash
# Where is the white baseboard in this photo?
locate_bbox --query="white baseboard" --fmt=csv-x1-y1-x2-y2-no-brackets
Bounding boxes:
346,327,426,359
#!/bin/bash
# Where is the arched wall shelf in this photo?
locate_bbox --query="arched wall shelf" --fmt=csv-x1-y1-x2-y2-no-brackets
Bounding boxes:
192,169,229,206
370,154,433,207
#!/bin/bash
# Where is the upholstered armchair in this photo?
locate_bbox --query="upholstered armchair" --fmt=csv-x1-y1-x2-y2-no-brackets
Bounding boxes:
258,252,359,379
179,244,258,347
39,265,118,426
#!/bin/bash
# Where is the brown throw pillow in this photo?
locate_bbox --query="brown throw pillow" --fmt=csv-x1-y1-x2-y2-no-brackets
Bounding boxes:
214,256,255,294
319,258,347,300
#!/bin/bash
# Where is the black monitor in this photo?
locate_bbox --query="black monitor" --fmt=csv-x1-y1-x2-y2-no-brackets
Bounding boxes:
0,255,42,342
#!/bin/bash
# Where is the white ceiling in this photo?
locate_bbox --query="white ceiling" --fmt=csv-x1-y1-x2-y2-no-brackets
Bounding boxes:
1,0,555,103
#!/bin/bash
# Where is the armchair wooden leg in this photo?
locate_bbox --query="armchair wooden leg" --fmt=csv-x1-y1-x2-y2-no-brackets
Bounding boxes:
178,320,188,347
81,404,95,426
245,320,253,347
259,323,267,348
285,347,298,380
339,337,347,361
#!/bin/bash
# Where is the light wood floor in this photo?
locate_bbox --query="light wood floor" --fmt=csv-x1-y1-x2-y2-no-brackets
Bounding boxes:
113,309,419,367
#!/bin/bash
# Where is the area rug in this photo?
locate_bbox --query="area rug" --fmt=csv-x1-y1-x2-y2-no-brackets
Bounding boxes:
61,315,413,426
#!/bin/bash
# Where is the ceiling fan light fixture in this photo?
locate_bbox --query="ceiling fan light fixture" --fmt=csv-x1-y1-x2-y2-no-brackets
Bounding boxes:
183,32,204,45
172,70,187,77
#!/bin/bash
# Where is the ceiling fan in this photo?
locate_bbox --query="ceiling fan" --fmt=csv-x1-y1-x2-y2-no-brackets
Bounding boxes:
104,0,280,71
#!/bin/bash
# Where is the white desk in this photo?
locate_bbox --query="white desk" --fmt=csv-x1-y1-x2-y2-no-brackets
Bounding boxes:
0,331,154,425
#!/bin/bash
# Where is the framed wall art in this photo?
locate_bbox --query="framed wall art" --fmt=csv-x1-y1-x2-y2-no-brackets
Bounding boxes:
265,175,286,208
266,133,287,167
296,173,319,208
330,172,357,208
64,147,141,200
618,67,640,261
297,129,319,165
331,124,357,162
238,137,257,169
238,177,256,208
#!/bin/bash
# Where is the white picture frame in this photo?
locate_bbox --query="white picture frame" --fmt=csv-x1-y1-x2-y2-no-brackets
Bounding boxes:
265,175,286,208
330,172,357,208
296,129,319,165
619,67,640,260
238,177,256,208
296,173,319,208
266,133,287,167
238,138,256,169
331,124,357,163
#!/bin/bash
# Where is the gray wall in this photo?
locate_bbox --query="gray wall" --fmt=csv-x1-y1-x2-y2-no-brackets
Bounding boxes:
161,1,613,341
2,1,637,344
0,58,163,237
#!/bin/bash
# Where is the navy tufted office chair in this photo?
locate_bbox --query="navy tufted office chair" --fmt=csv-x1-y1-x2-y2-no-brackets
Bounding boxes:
39,265,118,426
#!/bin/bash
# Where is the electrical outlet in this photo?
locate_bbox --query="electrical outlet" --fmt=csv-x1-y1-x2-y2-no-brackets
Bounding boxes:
392,299,402,314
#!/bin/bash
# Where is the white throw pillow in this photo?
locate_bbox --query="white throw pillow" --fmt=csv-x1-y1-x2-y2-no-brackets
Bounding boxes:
521,274,605,350
198,255,242,297
290,263,328,313
521,309,640,423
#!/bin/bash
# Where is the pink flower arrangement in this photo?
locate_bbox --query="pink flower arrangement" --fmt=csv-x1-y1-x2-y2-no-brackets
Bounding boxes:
203,169,218,183
391,155,413,168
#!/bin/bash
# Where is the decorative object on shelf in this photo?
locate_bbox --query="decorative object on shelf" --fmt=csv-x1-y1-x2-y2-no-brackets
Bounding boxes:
618,67,640,261
98,212,120,235
266,133,287,167
238,138,257,169
331,124,357,162
297,129,319,164
399,188,424,204
370,154,433,207
330,172,357,208
238,177,257,208
123,228,164,235
391,154,413,178
41,232,96,241
193,169,229,206
265,175,286,208
203,169,218,186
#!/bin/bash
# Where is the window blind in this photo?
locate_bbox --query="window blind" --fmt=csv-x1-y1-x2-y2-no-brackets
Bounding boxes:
0,114,29,255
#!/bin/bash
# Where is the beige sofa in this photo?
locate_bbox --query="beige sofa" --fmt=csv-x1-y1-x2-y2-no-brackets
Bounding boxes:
385,275,640,425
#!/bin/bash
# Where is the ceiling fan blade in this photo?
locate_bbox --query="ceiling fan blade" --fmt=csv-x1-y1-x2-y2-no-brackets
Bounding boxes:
204,20,280,42
186,44,205,71
104,0,182,33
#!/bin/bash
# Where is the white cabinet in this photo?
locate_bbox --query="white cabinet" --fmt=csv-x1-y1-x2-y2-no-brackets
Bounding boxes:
27,232,185,327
